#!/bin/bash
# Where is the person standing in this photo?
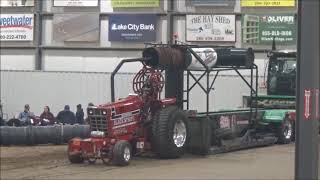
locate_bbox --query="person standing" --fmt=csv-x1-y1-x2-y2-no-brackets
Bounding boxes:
75,104,84,124
56,105,76,125
40,106,55,125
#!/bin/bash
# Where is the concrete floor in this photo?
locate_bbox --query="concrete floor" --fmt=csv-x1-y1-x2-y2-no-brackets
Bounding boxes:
2,143,318,180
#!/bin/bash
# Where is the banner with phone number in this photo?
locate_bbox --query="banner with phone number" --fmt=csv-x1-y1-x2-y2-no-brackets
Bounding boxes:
0,14,34,41
242,14,296,45
241,0,295,7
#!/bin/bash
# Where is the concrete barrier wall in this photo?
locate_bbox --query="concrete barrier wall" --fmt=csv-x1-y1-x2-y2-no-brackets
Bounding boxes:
0,125,90,145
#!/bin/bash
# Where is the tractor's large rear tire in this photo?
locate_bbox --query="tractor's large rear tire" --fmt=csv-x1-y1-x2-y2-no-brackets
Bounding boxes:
152,106,189,158
276,118,293,144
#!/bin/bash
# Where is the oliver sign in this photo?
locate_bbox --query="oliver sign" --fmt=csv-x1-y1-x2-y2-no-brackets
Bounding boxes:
242,14,296,45
108,14,157,42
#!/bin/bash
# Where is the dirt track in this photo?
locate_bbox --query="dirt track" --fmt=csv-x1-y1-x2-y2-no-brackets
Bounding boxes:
2,143,315,180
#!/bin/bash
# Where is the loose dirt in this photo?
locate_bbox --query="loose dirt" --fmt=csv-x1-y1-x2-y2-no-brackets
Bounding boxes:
0,143,317,180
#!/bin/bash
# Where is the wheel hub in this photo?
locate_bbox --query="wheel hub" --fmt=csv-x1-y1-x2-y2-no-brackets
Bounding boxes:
284,122,292,139
173,119,187,148
123,147,131,162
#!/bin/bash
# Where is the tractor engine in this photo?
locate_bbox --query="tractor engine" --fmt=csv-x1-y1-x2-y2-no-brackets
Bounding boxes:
133,67,164,121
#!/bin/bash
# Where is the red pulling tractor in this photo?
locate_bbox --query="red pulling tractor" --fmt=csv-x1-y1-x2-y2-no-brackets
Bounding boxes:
68,46,191,165
68,43,276,166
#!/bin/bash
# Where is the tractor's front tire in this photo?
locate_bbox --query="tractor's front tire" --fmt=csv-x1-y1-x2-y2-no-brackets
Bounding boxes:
276,118,293,144
68,154,84,164
152,106,189,158
112,140,132,166
67,147,84,164
67,138,84,164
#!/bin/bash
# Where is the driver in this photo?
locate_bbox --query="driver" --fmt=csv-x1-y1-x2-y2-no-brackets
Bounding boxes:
142,77,152,96
140,75,156,123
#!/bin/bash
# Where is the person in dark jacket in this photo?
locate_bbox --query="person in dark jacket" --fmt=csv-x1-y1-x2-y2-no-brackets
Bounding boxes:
40,106,55,125
75,104,84,124
56,105,76,125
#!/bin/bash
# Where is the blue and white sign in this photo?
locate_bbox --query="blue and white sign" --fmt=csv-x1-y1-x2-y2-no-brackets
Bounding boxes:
108,14,157,42
0,14,34,41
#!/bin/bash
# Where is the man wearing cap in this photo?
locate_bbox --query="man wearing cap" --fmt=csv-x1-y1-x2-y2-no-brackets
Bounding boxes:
56,105,76,125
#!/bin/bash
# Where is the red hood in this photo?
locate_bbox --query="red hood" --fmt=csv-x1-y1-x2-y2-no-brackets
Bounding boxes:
98,95,142,109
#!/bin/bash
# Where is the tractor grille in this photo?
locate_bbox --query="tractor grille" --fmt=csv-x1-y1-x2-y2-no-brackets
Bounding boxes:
277,76,295,95
88,108,108,135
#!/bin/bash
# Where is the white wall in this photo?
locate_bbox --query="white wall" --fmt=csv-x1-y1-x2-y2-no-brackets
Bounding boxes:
1,70,265,119
42,50,143,72
0,49,35,70
0,70,131,118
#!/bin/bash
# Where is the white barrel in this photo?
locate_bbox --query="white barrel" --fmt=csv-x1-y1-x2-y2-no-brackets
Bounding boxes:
189,48,218,69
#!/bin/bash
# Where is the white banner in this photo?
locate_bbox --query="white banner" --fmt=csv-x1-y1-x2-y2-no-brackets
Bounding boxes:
186,15,236,42
53,0,98,6
0,14,34,41
0,0,34,7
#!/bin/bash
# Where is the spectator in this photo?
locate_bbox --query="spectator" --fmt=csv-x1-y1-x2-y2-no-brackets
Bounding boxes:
56,105,76,125
75,104,84,124
0,103,4,126
40,106,55,125
18,104,34,125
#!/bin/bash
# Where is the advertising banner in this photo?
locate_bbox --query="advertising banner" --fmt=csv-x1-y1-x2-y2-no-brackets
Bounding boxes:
53,0,98,7
108,14,156,42
0,0,34,7
190,0,235,7
241,0,295,7
242,14,296,45
0,14,34,41
53,14,99,42
111,0,159,7
186,15,235,42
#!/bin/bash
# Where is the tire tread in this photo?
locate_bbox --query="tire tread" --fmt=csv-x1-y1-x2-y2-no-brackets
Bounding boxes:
152,106,187,158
